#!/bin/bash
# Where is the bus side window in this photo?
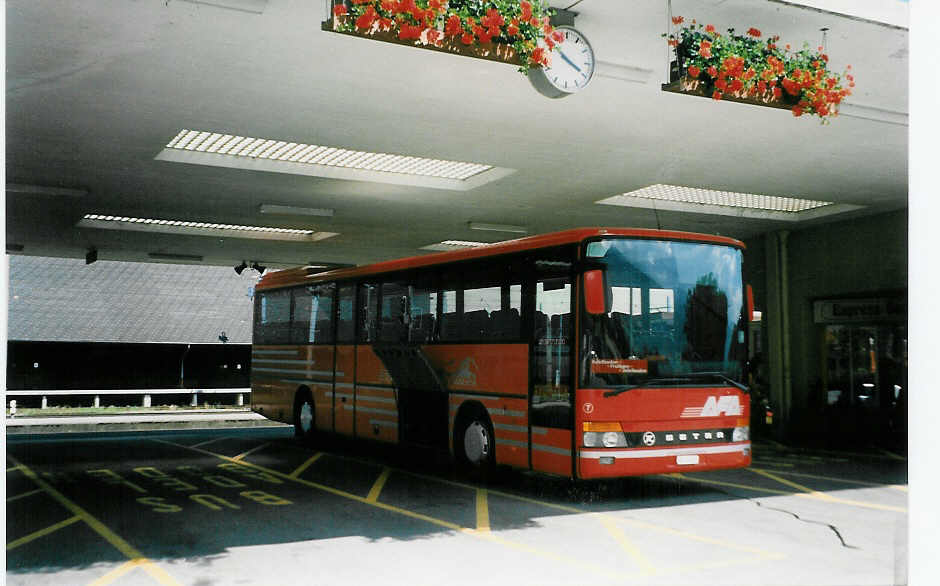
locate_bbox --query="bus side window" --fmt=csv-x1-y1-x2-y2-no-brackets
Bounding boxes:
336,285,356,344
409,286,437,344
291,287,311,345
309,284,335,344
380,282,409,343
532,278,572,428
357,283,379,343
255,289,291,345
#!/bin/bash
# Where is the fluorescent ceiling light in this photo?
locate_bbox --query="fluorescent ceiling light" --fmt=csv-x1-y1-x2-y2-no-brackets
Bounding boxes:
7,183,87,197
148,252,205,262
78,214,338,242
259,204,334,218
468,222,528,234
596,184,862,222
156,130,514,191
420,240,498,252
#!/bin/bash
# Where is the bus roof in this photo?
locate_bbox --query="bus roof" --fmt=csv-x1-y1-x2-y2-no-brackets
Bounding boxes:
256,227,745,291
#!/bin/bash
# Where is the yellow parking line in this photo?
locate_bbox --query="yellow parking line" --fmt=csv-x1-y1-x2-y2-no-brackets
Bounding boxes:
7,515,82,551
752,467,904,489
152,439,630,580
233,443,270,462
595,513,657,575
289,452,323,479
277,445,779,561
88,559,146,586
891,485,908,493
749,468,907,513
7,488,44,503
475,489,490,532
367,468,391,503
190,437,228,449
7,465,23,472
668,472,793,496
878,449,906,461
6,454,182,586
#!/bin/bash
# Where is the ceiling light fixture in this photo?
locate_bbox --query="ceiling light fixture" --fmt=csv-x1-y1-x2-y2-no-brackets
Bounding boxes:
419,240,498,252
468,222,528,234
148,252,205,262
6,183,88,198
78,214,339,242
156,129,515,191
258,204,334,217
596,184,863,222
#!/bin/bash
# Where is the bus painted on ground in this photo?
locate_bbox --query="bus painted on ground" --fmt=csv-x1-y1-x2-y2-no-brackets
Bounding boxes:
250,228,751,479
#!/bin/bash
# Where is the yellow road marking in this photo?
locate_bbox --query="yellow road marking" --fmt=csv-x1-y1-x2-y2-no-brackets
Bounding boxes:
752,467,906,489
7,465,23,472
475,489,490,532
367,468,391,503
190,437,229,449
152,439,630,580
669,472,792,496
233,443,270,462
6,454,182,586
289,452,324,478
749,468,907,513
7,515,82,551
7,488,44,503
891,485,909,493
878,448,906,461
273,445,780,560
595,513,657,575
88,559,147,586
750,458,795,468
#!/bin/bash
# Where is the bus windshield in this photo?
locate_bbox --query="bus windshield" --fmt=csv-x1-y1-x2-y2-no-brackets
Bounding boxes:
581,238,746,389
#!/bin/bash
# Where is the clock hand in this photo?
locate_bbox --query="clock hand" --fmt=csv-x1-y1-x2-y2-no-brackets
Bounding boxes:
559,50,581,73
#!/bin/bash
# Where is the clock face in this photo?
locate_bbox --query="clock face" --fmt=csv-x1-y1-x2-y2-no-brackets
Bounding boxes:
543,26,596,93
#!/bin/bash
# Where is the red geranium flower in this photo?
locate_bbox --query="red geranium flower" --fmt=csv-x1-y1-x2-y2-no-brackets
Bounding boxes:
520,1,533,21
773,86,783,99
707,65,718,77
747,27,761,37
699,40,712,58
712,90,723,101
481,8,505,30
552,29,565,43
792,106,804,117
461,32,474,45
445,14,463,37
687,65,701,78
333,4,347,17
672,16,684,25
506,24,519,37
705,24,715,33
730,79,743,93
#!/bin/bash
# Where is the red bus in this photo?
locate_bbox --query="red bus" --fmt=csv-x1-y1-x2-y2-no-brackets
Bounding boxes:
250,228,752,478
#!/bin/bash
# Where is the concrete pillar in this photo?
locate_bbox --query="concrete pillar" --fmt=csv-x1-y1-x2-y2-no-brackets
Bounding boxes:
191,392,199,407
236,393,244,406
765,231,792,438
94,395,100,408
41,396,48,409
143,394,152,408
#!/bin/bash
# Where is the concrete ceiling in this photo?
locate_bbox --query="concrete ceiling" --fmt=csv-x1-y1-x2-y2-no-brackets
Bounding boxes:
5,0,909,269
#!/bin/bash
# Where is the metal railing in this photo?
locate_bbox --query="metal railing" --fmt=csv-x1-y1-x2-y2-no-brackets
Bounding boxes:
6,388,251,410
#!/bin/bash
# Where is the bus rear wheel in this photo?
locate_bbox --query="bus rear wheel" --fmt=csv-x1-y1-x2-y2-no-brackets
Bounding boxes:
294,389,316,444
455,408,495,477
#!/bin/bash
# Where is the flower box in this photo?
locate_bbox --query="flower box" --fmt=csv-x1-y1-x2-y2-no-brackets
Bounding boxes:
662,17,855,121
321,1,564,74
322,15,522,67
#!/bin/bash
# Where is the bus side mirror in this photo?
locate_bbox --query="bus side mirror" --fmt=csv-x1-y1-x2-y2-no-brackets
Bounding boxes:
584,270,611,315
746,284,755,322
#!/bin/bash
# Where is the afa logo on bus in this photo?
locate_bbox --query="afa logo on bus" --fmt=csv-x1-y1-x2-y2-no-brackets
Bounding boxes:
680,395,743,418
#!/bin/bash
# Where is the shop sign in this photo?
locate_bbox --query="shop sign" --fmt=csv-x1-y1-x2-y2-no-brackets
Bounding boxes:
813,298,906,323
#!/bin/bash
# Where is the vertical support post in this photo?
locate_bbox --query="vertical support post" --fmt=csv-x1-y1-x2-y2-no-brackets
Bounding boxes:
237,393,244,407
41,396,48,409
143,394,152,408
191,392,199,407
94,395,100,408
765,231,792,439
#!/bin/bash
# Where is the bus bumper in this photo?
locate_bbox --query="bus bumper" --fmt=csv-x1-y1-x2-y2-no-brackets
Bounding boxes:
577,442,752,479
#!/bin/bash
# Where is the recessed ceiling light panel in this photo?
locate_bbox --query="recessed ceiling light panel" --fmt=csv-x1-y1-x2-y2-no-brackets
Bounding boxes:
159,129,515,191
419,240,498,252
596,184,863,222
78,214,338,242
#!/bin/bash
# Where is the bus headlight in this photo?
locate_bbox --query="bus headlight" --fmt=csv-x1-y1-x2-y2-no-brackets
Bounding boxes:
732,426,749,442
583,422,629,448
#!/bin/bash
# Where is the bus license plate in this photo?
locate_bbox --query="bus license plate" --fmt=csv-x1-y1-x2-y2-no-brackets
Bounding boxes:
676,455,700,465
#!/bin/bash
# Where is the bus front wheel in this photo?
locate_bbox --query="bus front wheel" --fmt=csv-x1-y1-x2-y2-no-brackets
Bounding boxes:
294,389,316,444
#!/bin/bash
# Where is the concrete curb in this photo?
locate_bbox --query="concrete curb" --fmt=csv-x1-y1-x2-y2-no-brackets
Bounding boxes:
5,411,291,435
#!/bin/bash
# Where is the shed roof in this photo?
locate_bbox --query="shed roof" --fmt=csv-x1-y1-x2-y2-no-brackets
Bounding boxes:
8,256,258,344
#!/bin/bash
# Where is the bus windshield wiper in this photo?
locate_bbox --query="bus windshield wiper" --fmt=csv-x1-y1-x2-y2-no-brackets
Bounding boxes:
602,378,683,398
685,371,750,393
